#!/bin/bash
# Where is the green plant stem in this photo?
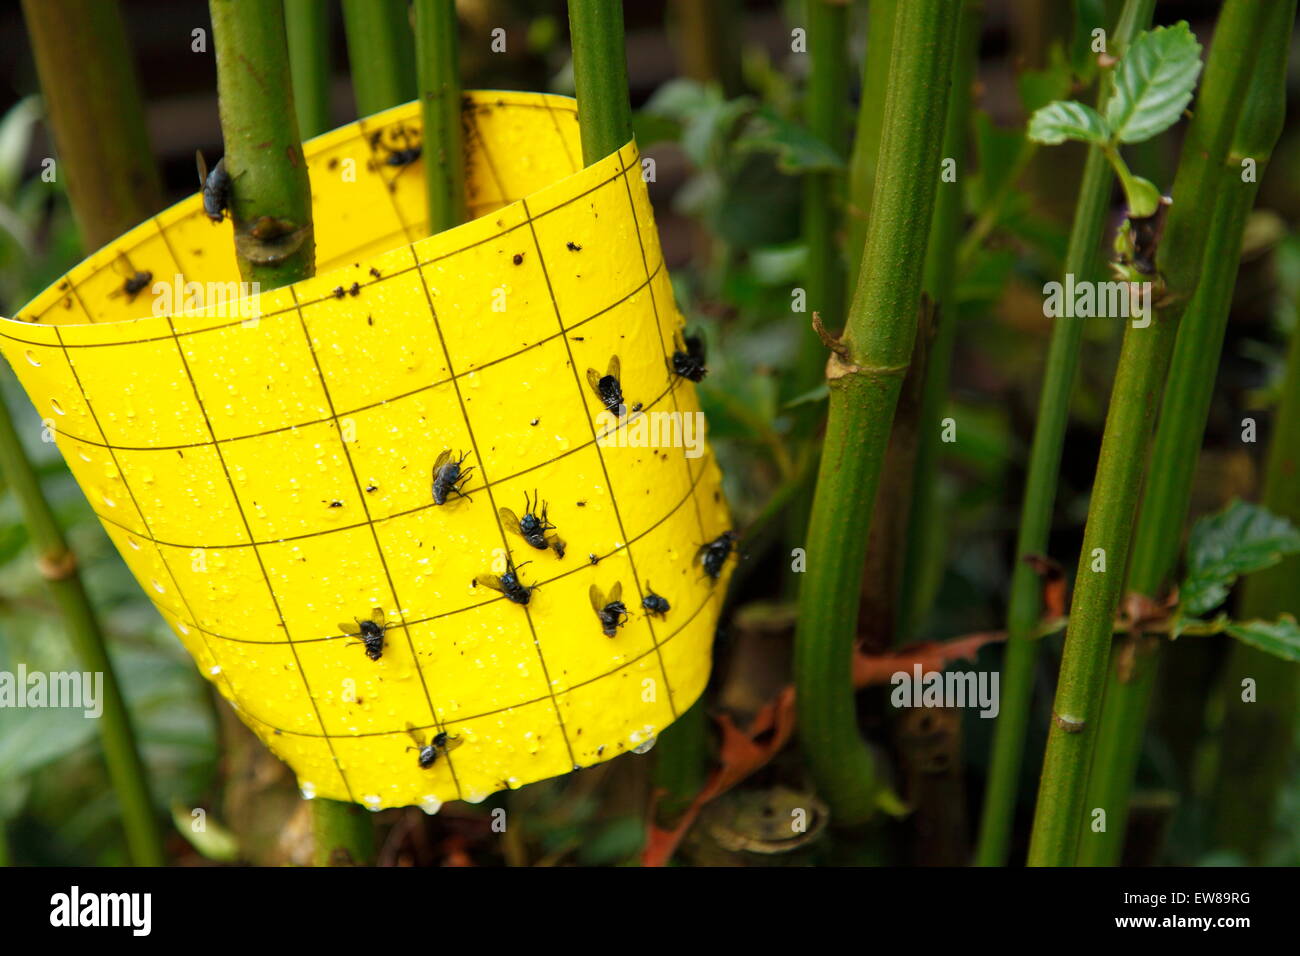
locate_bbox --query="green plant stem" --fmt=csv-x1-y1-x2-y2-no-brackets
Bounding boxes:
844,0,896,294
897,0,980,642
668,0,743,98
211,0,371,865
791,0,849,422
1211,306,1300,860
341,0,417,116
0,392,165,865
210,0,316,288
20,0,162,249
1078,4,1293,866
414,0,465,234
567,0,634,166
284,0,332,138
793,0,960,825
311,798,377,866
1026,0,1271,867
974,0,1154,867
652,698,708,818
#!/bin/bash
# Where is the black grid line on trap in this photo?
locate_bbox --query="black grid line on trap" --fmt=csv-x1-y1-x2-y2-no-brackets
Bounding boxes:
151,448,707,649
156,200,356,797
49,316,245,727
288,283,465,799
410,243,579,772
0,103,598,344
33,253,665,452
5,94,581,331
618,155,713,552
231,581,720,743
520,194,681,723
77,371,683,554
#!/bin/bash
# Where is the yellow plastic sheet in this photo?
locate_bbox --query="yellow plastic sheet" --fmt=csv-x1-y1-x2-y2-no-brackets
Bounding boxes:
0,92,731,810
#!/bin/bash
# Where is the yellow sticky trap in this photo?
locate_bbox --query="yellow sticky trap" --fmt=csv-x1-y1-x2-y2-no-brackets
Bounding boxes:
0,92,732,810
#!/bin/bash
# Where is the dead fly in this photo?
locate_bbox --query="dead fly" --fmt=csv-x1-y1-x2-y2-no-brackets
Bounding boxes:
432,449,473,505
196,150,231,223
590,582,629,637
671,330,708,382
109,255,152,303
405,722,463,769
500,491,565,558
586,355,627,414
339,607,388,661
697,530,738,581
641,585,671,619
370,126,422,190
476,559,536,606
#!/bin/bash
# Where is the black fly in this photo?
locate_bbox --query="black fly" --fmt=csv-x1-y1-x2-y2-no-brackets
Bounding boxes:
109,255,152,303
696,530,737,581
476,559,536,605
432,449,473,505
405,722,462,769
339,607,388,661
500,491,565,558
590,582,629,638
671,331,708,382
641,584,670,619
586,355,626,414
196,150,231,223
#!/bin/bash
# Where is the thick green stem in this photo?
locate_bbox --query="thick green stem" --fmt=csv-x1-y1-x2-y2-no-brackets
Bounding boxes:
1026,0,1270,867
311,797,377,866
844,0,896,295
341,0,417,116
791,0,850,419
210,0,316,288
897,0,980,642
414,0,465,234
285,0,333,138
793,0,960,825
974,0,1155,867
1078,5,1293,865
0,391,165,865
1211,309,1300,860
668,0,743,98
652,698,708,818
211,0,369,865
20,0,162,249
567,0,634,166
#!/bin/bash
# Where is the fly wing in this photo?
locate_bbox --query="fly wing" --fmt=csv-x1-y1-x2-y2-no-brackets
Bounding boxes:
589,583,605,613
195,149,209,186
586,368,603,397
370,607,386,628
433,448,452,473
499,508,522,535
475,574,505,593
338,622,359,637
607,355,621,381
608,581,622,604
441,734,464,754
404,721,425,747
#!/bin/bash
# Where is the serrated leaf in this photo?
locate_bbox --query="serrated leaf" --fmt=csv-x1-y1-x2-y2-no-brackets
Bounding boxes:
1027,101,1109,145
1105,22,1203,144
1225,616,1300,663
1181,499,1300,616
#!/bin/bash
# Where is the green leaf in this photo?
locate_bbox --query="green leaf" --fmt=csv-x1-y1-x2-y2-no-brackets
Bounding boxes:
733,107,844,173
1225,616,1300,663
1027,101,1109,145
1181,499,1300,616
1104,22,1203,144
1018,45,1074,116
